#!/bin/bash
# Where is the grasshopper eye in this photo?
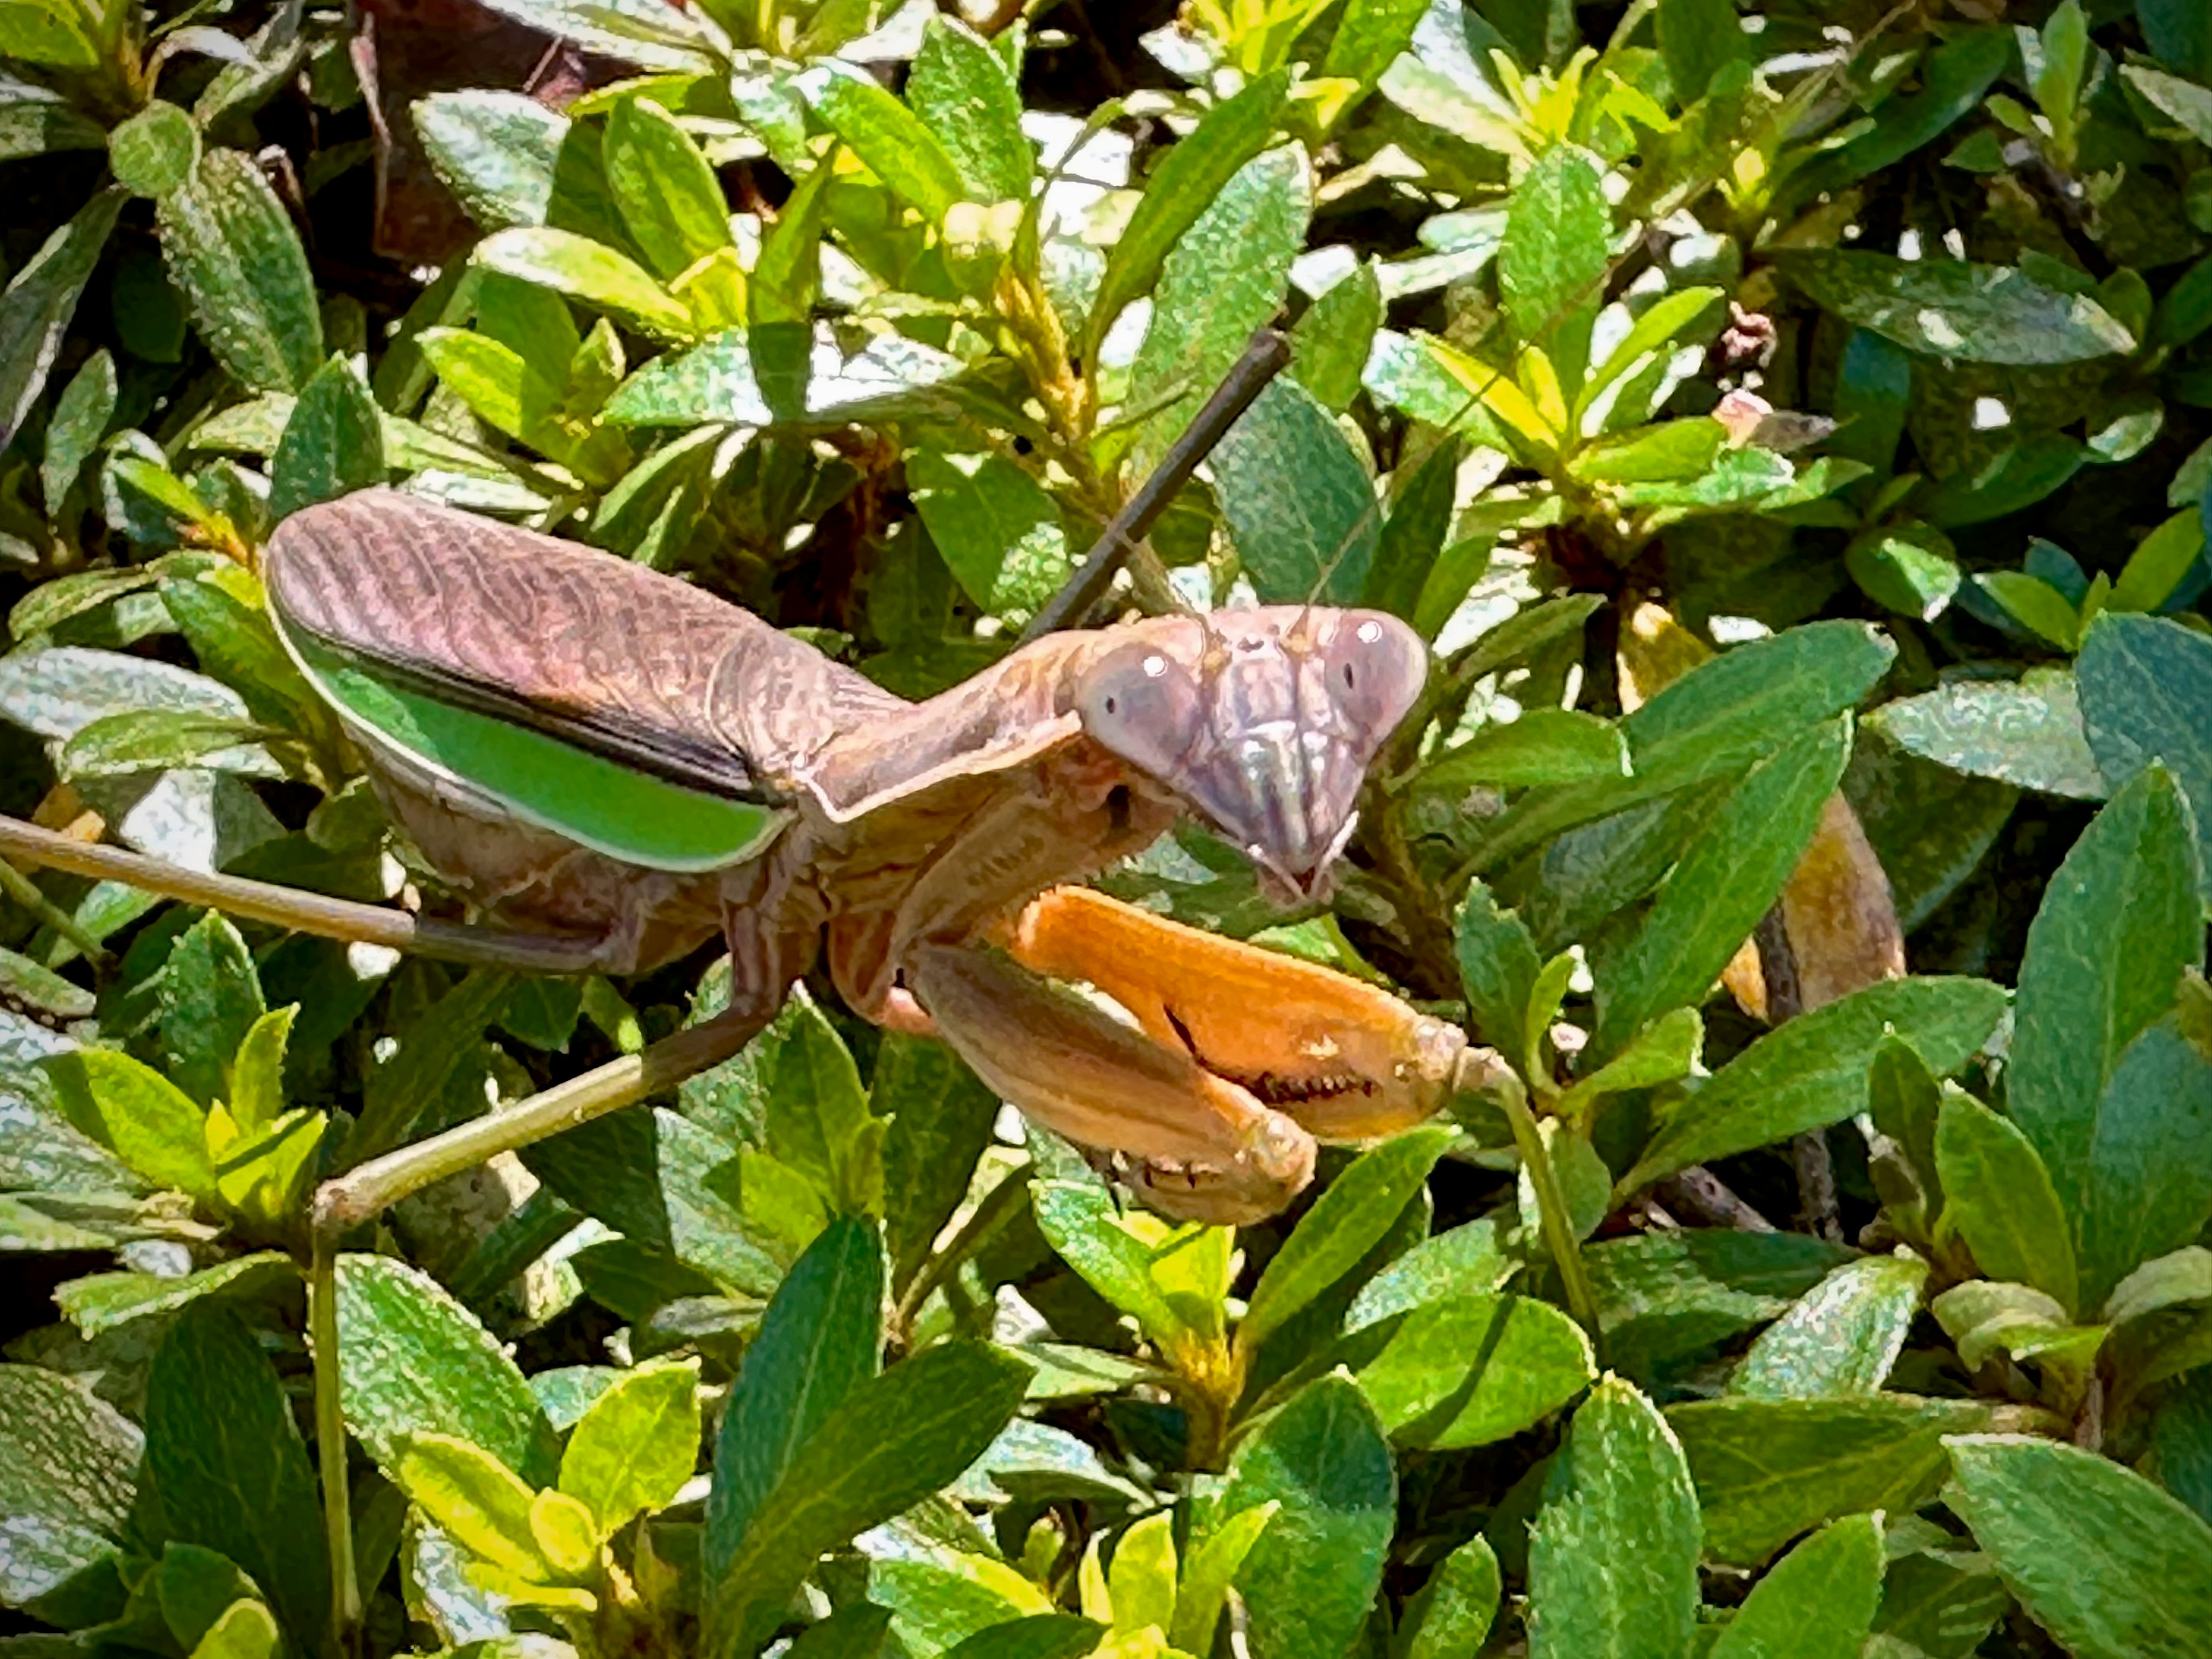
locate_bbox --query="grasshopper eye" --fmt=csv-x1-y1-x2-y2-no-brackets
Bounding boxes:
1323,613,1426,741
1076,646,1203,776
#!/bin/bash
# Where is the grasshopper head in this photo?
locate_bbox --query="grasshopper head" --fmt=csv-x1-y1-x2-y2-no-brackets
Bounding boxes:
1074,608,1426,906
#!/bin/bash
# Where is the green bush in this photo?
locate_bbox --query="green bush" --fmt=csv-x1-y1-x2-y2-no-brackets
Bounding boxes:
5,0,2212,1654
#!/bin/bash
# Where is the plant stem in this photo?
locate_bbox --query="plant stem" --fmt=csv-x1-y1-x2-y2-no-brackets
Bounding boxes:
0,853,107,964
0,814,606,972
1497,1073,1601,1347
308,1240,362,1656
313,1008,763,1241
892,1162,1033,1341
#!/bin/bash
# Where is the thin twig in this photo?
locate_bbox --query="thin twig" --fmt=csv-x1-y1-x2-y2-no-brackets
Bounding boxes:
1020,329,1291,642
309,1240,362,1656
1654,1167,1777,1233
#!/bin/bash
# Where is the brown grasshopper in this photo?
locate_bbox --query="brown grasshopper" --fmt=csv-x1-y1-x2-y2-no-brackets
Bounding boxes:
2,484,1495,1234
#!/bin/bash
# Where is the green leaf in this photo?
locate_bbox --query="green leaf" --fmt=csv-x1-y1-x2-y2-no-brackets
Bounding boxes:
1978,571,2080,649
558,1358,699,1537
268,355,385,522
2008,764,2203,1232
939,1616,1101,1659
1668,1395,1991,1566
55,1251,293,1336
1217,1374,1395,1659
1089,68,1291,351
1395,1533,1499,1659
1527,1377,1700,1659
1587,1230,1858,1380
1499,143,1609,391
1592,715,1850,1059
2073,1018,2212,1310
1126,143,1310,479
1730,1254,1927,1398
475,227,693,341
353,967,515,1161
0,0,96,66
393,1431,554,1582
0,98,103,162
1934,1091,2080,1311
158,150,323,393
767,997,882,1216
1471,621,1897,872
909,16,1032,203
1354,1291,1594,1447
335,1252,559,1486
2124,63,2212,145
1627,976,2006,1188
1290,263,1383,412
40,346,116,508
1777,251,2135,365
1172,1503,1277,1654
108,101,199,199
1239,1124,1457,1351
414,90,567,230
605,96,733,282
2110,509,2204,613
1868,669,2107,800
229,1005,293,1135
909,450,1070,623
705,1341,1031,1659
1107,1509,1177,1637
1655,0,1750,104
808,70,968,226
43,1047,216,1199
157,910,266,1108
0,190,122,449
2078,614,2212,900
1847,522,1961,622
1787,27,2009,200
1709,1513,1884,1659
1032,1180,1184,1343
160,1545,268,1653
1454,880,1542,1062
878,1032,1000,1296
145,1305,331,1653
1421,709,1629,791
1214,375,1377,603
0,1362,142,1608
1946,1434,2212,1658
707,1215,881,1584
185,1597,281,1659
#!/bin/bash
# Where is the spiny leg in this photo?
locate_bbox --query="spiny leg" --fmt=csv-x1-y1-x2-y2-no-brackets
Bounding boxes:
903,941,1316,1226
999,885,1498,1141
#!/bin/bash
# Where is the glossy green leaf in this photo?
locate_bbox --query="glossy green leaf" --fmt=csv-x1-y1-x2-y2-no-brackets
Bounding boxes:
1627,976,2007,1189
908,16,1031,203
2078,614,2212,899
56,1251,293,1337
1730,1254,1927,1399
1396,1533,1499,1659
1217,1374,1395,1659
1171,1503,1276,1654
145,1305,330,1652
1355,1291,1594,1447
0,190,122,449
1848,521,1961,621
705,1341,1031,1659
910,449,1070,623
1290,263,1382,412
707,1215,882,1583
40,347,115,508
1934,1091,2079,1310
1032,1179,1184,1342
269,355,385,522
1500,143,1609,391
184,1595,281,1659
1421,709,1629,792
475,227,692,340
0,1362,142,1608
1709,1513,1884,1659
767,997,882,1216
0,0,97,67
1656,0,1750,104
1946,1434,2212,1657
879,1032,1001,1296
1788,27,2009,200
1593,716,1850,1058
1668,1395,1991,1565
158,150,322,393
1527,1377,1699,1659
1868,669,2107,800
558,1358,699,1537
334,1252,560,1486
808,70,967,226
1778,251,2134,365
1472,621,1896,872
1126,142,1310,479
1214,376,1377,603
108,101,199,198
0,98,103,162
414,89,566,230
157,909,266,1108
43,1047,215,1199
605,96,733,281
1089,69,1291,350
394,1431,554,1581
